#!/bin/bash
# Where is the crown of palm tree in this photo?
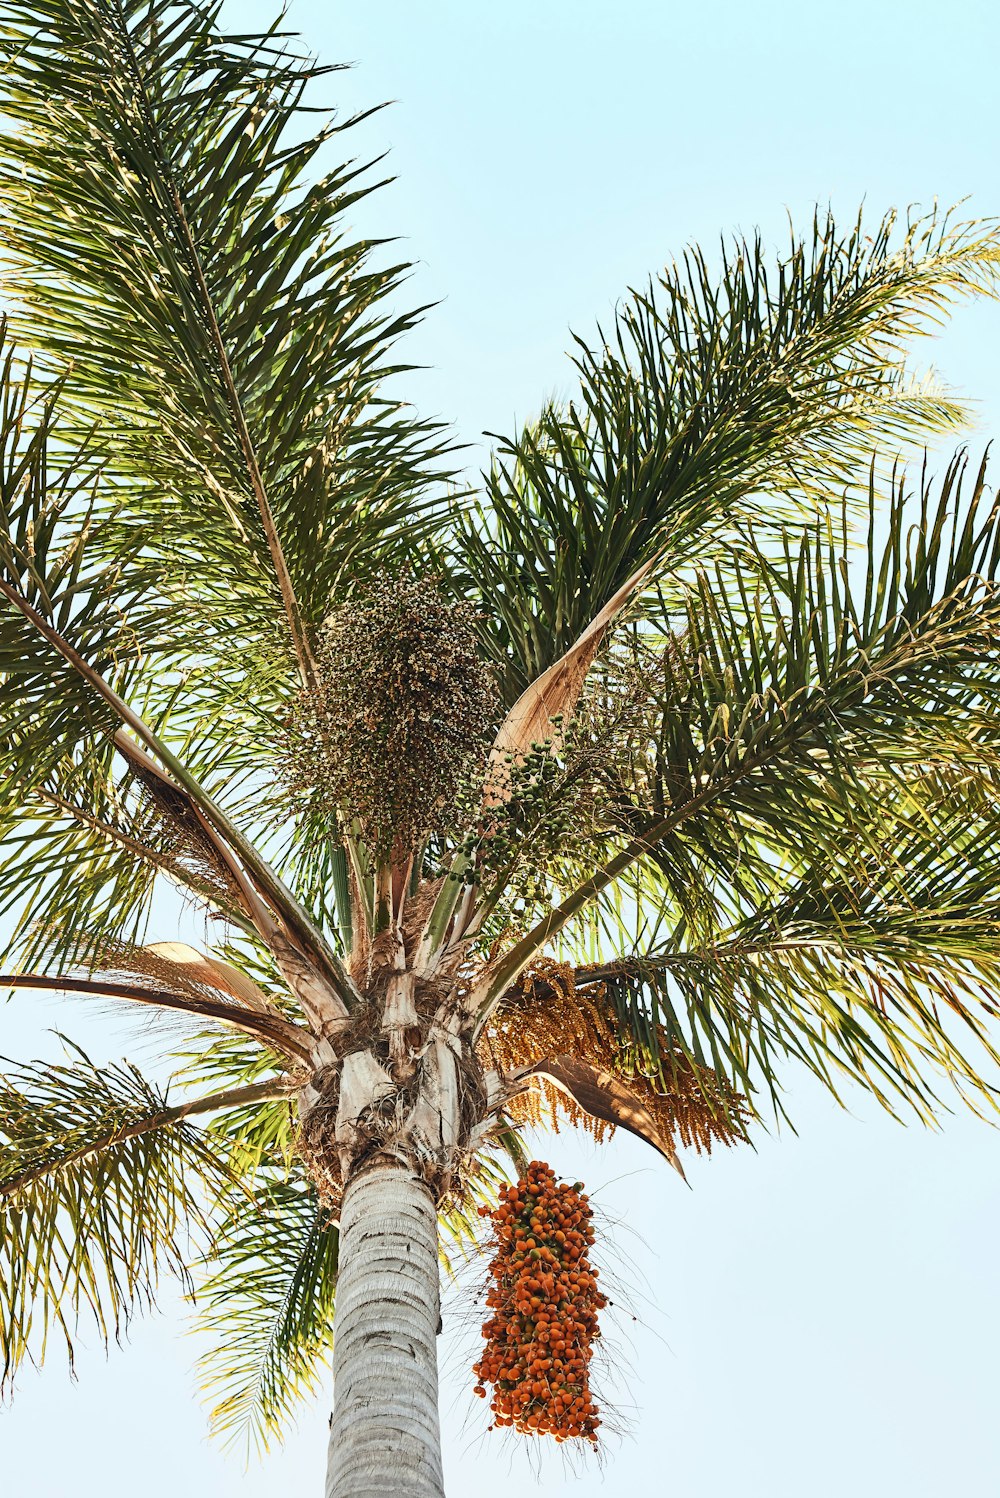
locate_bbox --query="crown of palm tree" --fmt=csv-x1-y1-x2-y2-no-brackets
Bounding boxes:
4,0,1000,1461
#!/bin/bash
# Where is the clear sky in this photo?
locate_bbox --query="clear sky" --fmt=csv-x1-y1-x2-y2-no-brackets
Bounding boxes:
5,2,1000,1495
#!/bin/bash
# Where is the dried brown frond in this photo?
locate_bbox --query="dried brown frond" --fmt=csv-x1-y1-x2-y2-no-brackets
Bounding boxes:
483,958,750,1155
32,926,258,1012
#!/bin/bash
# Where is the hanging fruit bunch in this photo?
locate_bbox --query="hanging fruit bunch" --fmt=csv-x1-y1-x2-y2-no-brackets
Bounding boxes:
473,1160,607,1442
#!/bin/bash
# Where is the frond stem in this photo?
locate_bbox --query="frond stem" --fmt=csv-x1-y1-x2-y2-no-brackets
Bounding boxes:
0,973,313,1063
0,1075,297,1199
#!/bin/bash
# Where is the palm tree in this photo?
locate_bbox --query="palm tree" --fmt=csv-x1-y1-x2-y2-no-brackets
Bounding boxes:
4,2,1000,1493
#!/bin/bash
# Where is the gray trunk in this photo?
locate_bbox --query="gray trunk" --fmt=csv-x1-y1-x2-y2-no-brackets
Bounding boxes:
325,1153,445,1498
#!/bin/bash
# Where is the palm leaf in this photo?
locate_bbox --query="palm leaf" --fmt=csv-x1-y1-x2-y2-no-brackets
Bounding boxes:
470,449,1000,1096
460,208,1000,705
0,342,358,1006
193,1174,338,1454
0,0,452,684
0,1042,230,1386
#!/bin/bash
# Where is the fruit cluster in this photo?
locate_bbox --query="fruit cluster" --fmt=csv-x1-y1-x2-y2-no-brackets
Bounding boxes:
473,1160,607,1442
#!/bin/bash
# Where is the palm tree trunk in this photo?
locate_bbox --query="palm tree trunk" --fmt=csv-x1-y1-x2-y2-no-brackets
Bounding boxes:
325,1152,445,1498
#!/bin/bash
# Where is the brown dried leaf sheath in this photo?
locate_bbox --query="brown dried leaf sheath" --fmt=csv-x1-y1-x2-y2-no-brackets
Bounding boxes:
483,555,658,805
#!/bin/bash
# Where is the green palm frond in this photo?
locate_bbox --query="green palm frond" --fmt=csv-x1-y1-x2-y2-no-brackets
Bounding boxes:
194,1174,338,1454
0,740,261,970
0,765,156,964
460,208,1000,703
0,322,250,959
627,451,1000,895
0,334,356,997
594,779,1000,1122
0,1042,227,1386
176,1024,303,1173
0,0,452,685
0,334,167,795
476,454,1000,1043
4,0,1000,1462
176,1028,336,1453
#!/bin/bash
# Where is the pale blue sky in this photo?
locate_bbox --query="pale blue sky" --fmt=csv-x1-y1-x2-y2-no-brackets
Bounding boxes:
5,2,1000,1495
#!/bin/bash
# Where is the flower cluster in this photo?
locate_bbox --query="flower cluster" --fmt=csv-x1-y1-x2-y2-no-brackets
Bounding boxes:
282,573,496,858
473,1161,606,1442
484,959,752,1153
